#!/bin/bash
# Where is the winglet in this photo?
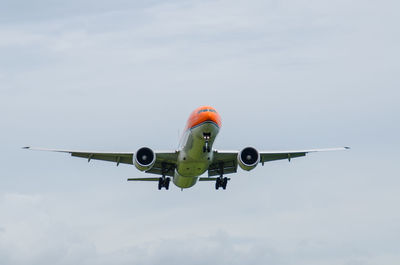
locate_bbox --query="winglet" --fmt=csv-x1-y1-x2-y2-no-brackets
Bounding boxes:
344,146,351,149
22,146,30,149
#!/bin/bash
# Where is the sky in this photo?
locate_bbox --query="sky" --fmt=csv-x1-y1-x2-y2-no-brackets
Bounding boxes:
0,0,399,264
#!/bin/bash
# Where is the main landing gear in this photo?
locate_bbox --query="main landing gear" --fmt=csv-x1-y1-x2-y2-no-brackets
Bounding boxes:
215,163,228,190
158,163,171,190
215,177,228,190
158,177,170,190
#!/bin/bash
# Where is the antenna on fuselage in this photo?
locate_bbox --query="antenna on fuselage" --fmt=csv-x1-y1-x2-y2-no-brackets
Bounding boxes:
177,129,181,149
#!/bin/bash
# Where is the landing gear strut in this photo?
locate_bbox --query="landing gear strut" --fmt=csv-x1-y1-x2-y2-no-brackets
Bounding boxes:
158,177,170,190
215,177,228,190
215,163,228,190
158,163,171,190
203,141,211,153
203,133,211,153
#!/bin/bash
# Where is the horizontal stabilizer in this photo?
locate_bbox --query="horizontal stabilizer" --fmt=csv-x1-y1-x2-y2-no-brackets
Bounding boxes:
199,177,230,181
127,178,160,181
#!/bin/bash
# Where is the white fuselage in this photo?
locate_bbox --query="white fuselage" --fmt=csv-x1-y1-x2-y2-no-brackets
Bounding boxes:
173,122,220,188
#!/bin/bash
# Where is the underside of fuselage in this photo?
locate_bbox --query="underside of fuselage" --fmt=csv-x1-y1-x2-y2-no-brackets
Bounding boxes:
173,121,220,188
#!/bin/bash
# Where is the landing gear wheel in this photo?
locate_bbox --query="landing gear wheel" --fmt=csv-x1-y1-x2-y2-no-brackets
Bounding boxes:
215,177,228,190
158,177,163,190
215,163,227,190
158,177,171,190
215,178,221,190
222,177,228,190
165,177,170,190
203,141,211,153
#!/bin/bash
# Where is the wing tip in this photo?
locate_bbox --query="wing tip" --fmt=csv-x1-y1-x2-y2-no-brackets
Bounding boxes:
22,146,30,149
344,146,351,150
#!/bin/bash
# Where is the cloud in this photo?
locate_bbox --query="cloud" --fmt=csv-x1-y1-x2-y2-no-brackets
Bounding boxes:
0,192,281,264
1,184,399,265
0,192,95,265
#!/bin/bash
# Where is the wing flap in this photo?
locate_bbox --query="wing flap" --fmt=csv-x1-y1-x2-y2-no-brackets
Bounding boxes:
260,147,349,163
210,147,349,175
24,147,178,174
24,147,134,165
260,152,305,163
71,152,133,164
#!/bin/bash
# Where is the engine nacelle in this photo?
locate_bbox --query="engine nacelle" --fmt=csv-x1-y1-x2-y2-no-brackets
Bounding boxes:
238,147,260,171
134,147,156,171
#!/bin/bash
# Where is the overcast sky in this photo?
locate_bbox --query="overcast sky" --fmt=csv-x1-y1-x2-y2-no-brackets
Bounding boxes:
1,0,399,264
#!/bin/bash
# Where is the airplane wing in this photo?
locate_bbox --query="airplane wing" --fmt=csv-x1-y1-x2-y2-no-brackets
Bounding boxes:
23,147,178,176
208,147,349,177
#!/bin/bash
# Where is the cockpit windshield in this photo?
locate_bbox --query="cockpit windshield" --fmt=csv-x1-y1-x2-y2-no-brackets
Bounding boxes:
197,109,216,114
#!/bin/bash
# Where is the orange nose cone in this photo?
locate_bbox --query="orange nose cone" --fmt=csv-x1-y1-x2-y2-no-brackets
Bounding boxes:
186,106,222,130
204,109,221,127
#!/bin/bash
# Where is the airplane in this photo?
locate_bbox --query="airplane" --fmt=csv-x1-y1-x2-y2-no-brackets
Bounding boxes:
24,106,349,190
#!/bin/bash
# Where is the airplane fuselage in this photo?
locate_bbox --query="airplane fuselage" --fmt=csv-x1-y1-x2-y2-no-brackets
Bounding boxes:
173,106,221,188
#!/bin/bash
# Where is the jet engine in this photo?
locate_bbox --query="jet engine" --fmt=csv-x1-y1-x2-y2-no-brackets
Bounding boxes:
238,147,260,171
134,147,156,171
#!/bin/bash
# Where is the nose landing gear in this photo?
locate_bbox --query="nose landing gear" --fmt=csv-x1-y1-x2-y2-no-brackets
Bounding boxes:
203,133,211,153
203,141,211,153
